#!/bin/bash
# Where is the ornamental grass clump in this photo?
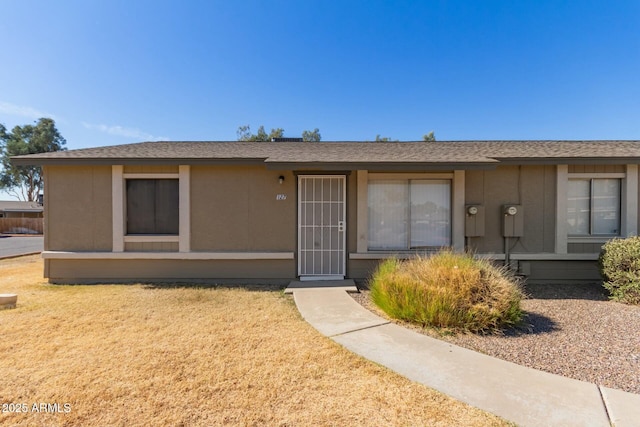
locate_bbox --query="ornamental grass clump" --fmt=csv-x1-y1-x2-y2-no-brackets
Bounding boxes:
599,236,640,305
370,251,524,333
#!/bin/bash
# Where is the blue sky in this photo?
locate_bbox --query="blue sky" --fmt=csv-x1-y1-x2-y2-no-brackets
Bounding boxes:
1,1,640,198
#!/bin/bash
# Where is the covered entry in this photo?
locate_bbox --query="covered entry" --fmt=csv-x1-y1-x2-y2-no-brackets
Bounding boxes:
298,175,346,280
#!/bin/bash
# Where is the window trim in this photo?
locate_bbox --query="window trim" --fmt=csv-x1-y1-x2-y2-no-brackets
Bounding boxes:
567,177,621,238
112,166,190,253
356,170,465,253
556,165,638,253
367,178,452,250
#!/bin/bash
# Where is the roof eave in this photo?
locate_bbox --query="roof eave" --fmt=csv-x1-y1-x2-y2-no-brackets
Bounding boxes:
493,157,640,165
265,161,499,171
10,157,268,166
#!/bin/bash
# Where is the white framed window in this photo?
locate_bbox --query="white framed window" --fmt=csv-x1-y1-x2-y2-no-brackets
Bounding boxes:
368,179,451,250
567,178,621,236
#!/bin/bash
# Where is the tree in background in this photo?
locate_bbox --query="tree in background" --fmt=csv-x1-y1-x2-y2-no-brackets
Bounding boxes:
0,123,7,144
0,118,66,201
423,131,436,141
302,128,321,142
236,126,435,142
373,132,436,142
237,125,322,141
236,125,284,141
374,135,398,142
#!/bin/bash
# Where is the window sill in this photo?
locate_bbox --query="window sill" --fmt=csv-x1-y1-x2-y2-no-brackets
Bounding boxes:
124,235,179,243
567,236,618,244
350,251,440,260
349,252,600,261
43,251,294,260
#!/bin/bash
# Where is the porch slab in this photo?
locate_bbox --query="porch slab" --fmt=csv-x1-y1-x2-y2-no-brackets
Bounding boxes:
284,279,358,294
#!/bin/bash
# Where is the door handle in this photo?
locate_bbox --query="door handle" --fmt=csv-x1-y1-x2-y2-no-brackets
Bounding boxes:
338,221,345,232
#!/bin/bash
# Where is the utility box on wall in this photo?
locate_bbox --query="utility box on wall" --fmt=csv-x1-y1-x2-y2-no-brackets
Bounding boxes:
465,205,485,237
502,204,523,237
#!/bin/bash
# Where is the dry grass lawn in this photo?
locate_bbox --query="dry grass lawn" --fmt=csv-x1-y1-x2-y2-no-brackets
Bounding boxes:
0,256,507,426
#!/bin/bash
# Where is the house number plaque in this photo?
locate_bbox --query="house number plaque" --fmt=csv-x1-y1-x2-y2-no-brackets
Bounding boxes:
276,194,287,200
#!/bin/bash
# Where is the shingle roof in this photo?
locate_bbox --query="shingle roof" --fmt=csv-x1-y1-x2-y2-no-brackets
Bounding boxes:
12,140,640,168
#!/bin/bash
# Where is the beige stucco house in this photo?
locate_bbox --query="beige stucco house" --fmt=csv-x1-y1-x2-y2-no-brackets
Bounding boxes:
12,140,640,284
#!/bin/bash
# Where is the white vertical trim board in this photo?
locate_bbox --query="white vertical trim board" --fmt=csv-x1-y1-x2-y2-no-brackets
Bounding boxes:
624,164,638,237
555,165,568,254
112,165,124,252
356,170,368,253
452,170,465,251
179,165,191,252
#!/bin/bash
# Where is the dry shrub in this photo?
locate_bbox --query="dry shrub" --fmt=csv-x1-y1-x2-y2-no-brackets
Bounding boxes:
599,236,640,304
370,251,524,333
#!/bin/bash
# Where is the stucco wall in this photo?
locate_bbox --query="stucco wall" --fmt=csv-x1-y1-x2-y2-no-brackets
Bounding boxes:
348,259,380,283
125,242,178,252
523,260,601,284
42,162,632,284
44,165,112,251
465,165,556,254
190,166,296,252
45,258,295,284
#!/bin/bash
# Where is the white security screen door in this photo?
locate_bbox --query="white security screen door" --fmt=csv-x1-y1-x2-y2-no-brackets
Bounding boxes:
298,175,346,280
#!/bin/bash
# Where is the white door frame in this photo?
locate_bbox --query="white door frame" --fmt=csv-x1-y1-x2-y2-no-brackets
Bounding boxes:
297,175,346,280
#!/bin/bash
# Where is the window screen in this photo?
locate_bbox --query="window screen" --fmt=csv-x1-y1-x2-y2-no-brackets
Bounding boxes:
126,179,179,235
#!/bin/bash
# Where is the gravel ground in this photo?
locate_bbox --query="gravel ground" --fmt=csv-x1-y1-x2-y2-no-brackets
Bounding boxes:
351,283,640,394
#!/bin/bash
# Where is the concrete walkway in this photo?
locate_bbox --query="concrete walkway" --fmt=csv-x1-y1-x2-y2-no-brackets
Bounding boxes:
288,283,640,427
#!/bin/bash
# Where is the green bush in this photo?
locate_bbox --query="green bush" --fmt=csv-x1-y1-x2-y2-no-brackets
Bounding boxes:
369,251,524,333
599,237,640,305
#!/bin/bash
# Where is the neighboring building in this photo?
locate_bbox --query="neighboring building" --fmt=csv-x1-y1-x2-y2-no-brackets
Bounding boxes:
11,140,640,284
0,200,44,218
